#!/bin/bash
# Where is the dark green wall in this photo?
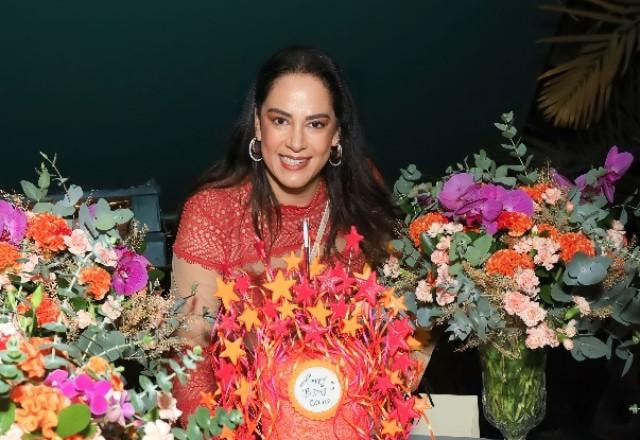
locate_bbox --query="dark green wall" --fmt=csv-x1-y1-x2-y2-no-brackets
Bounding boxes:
0,0,556,212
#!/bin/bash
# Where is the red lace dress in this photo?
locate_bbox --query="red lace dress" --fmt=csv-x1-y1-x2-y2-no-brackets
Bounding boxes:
172,179,365,439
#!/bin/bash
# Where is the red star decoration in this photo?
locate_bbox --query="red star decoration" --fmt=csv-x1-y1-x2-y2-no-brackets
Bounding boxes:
316,269,344,293
344,225,364,255
234,273,251,296
329,262,356,293
268,318,291,339
372,373,395,395
392,396,419,425
261,300,279,320
214,359,236,389
292,277,316,305
385,317,413,355
217,312,240,335
300,319,328,345
355,272,385,307
330,298,349,321
391,352,415,373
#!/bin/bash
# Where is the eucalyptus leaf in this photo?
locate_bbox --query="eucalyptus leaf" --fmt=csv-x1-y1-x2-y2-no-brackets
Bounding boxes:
64,184,83,206
95,213,116,231
113,208,134,224
563,254,612,286
38,166,51,189
55,404,91,438
20,180,42,201
32,202,54,213
573,336,610,360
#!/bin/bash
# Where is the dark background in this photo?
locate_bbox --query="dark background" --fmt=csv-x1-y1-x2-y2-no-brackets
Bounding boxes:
2,1,639,439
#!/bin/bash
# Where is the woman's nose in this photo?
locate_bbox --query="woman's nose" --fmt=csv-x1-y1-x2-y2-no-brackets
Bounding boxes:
287,124,305,152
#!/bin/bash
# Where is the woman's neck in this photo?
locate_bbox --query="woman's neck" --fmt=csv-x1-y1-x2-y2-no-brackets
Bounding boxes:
267,176,322,207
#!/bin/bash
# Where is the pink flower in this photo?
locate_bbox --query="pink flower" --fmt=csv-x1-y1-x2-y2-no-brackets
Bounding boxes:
606,229,625,250
517,302,547,327
76,310,95,329
157,392,182,422
531,237,560,270
63,229,92,256
435,264,454,286
515,268,540,296
100,296,123,321
426,222,445,238
112,247,150,296
415,280,433,302
442,223,464,235
562,338,574,350
513,237,533,254
572,296,591,315
525,323,559,349
436,288,456,306
563,319,577,338
94,242,118,267
611,220,625,231
382,256,401,279
503,291,531,315
430,250,449,266
436,236,451,251
19,254,39,283
542,187,562,205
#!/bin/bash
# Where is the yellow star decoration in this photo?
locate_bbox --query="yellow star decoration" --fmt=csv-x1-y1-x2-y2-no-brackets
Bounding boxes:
382,288,408,317
238,306,261,332
220,338,246,365
341,315,362,337
310,258,326,278
414,395,432,413
219,425,236,440
277,299,297,319
353,263,372,280
215,277,239,309
234,377,252,406
381,418,403,436
307,299,332,327
263,271,295,302
283,251,302,271
406,335,423,350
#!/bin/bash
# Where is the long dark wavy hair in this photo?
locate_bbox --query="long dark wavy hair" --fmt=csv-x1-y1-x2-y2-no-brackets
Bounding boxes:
191,46,397,265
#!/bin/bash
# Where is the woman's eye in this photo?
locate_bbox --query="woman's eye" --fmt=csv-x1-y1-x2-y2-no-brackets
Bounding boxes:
309,121,326,129
273,118,288,125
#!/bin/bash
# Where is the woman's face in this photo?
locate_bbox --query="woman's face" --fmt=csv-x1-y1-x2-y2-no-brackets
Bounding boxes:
255,73,340,205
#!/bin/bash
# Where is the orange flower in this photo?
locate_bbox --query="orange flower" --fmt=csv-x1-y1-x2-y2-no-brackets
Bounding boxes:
497,211,533,237
17,339,46,379
78,266,111,300
409,213,449,247
200,391,218,413
26,213,71,253
557,232,595,262
537,223,560,240
12,384,69,439
110,371,124,391
18,293,60,326
0,242,20,271
520,184,551,203
85,355,110,375
485,249,535,277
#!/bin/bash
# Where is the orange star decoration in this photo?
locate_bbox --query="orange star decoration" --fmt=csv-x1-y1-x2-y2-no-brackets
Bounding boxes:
220,338,246,365
283,251,302,272
238,306,261,332
406,335,423,350
263,271,295,302
309,258,326,278
219,425,236,440
388,369,403,386
382,289,408,316
354,263,372,280
414,395,432,413
342,315,362,337
215,277,239,309
307,299,332,327
234,377,252,406
277,299,297,319
381,418,403,436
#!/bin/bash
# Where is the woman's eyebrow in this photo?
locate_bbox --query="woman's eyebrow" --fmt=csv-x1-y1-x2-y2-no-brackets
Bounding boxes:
266,108,330,120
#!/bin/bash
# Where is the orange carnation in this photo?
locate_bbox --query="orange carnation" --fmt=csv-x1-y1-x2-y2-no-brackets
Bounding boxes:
17,293,60,326
557,232,595,262
485,249,535,277
26,213,71,253
0,242,20,271
85,355,110,375
520,184,551,203
496,211,533,237
78,266,111,300
17,339,46,379
536,223,560,240
409,213,449,247
12,384,69,439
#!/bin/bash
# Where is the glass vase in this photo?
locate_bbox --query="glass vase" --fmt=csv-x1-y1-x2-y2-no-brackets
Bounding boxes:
479,339,547,440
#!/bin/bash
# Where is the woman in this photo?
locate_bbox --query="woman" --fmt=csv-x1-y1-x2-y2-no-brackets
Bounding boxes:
171,47,422,437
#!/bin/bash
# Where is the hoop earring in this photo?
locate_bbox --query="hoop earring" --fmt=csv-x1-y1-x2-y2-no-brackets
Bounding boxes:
329,143,342,167
249,138,263,162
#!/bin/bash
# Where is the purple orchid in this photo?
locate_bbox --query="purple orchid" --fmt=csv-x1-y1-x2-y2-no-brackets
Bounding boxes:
45,369,78,399
106,390,135,425
0,200,27,245
438,173,479,213
112,246,150,296
575,146,634,202
46,370,112,415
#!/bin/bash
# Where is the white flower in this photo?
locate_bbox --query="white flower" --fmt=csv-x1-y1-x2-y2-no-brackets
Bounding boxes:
0,320,18,338
76,310,95,329
382,256,400,279
142,420,174,440
415,279,433,303
63,229,92,256
100,296,123,321
1,424,24,440
157,392,183,422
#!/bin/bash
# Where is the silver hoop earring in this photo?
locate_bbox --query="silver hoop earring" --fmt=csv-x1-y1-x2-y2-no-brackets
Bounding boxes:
248,137,263,162
329,143,342,167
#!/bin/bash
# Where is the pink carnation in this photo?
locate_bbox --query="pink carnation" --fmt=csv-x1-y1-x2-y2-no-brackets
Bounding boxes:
513,237,533,254
517,302,547,327
435,264,454,286
94,242,118,267
542,187,562,205
503,291,531,315
525,323,559,349
606,229,625,250
415,280,433,303
515,268,540,296
430,250,449,266
382,256,401,279
436,288,456,306
562,338,574,350
63,229,92,256
572,296,591,315
563,319,577,338
436,236,451,251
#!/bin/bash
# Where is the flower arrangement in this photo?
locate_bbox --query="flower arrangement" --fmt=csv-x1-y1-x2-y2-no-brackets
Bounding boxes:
385,113,640,367
0,154,240,439
201,227,432,439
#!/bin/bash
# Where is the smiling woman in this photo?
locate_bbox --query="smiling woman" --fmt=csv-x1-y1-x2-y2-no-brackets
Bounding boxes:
170,47,404,437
